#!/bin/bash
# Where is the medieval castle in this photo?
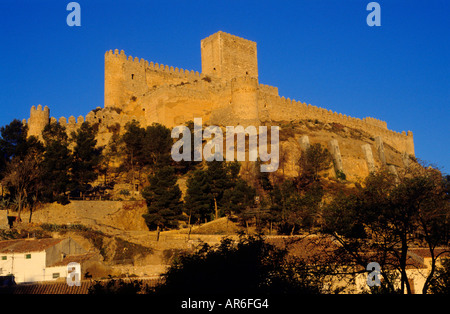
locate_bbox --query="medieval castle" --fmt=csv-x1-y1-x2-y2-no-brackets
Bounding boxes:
25,31,415,181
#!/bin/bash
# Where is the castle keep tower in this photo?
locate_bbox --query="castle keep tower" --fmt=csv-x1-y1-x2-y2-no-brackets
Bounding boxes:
201,31,258,81
201,32,260,126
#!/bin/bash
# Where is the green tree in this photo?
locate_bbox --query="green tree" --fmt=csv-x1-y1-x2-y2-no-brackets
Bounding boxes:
70,122,102,197
221,178,256,217
142,123,173,168
299,143,332,181
40,122,72,204
173,120,201,174
184,169,214,224
267,179,296,232
98,132,120,187
142,166,184,234
184,160,251,224
285,182,324,234
256,159,273,192
121,120,146,174
262,178,324,235
0,120,42,179
121,121,174,181
206,159,235,220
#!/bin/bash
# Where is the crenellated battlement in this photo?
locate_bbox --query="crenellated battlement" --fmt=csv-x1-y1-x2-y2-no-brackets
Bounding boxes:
105,49,202,79
363,116,388,129
259,84,279,96
261,93,414,155
104,48,205,109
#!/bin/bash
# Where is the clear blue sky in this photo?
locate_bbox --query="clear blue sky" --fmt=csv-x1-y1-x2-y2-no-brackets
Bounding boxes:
0,0,448,173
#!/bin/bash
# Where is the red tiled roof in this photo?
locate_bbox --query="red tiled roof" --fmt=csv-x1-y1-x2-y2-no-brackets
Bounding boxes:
0,278,160,294
0,238,65,254
1,280,92,294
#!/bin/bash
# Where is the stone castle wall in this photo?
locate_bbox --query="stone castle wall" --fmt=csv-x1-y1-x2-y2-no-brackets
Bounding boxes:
259,94,415,156
104,49,203,110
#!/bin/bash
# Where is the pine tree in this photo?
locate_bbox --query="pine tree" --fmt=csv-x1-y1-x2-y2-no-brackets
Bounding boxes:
184,169,214,224
40,122,72,204
142,166,184,233
206,159,240,220
221,178,256,217
184,160,256,223
121,120,146,173
173,120,201,174
299,143,332,181
142,123,173,168
70,122,102,197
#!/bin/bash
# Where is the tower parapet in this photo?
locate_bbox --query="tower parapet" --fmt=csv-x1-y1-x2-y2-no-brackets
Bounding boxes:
201,31,258,81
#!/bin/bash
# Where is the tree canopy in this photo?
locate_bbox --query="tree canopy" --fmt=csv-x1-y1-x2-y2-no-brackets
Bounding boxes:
141,166,185,231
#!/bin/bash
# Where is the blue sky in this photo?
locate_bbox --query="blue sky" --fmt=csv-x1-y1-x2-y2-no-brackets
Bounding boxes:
0,0,448,173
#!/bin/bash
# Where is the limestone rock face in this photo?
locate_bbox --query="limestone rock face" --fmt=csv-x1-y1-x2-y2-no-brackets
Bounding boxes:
29,201,148,232
273,121,408,183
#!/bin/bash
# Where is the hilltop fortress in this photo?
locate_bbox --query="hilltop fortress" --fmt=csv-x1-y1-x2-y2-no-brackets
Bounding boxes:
25,31,415,181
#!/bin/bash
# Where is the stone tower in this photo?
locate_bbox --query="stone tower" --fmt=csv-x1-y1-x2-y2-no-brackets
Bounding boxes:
231,76,260,126
104,49,147,109
28,105,49,139
201,31,258,81
201,32,260,126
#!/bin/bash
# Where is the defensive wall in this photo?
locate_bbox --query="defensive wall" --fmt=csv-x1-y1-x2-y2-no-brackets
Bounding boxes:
258,92,414,156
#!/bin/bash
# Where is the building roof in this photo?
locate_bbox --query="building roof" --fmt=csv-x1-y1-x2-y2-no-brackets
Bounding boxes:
49,252,99,267
0,280,92,294
0,278,160,295
0,238,65,254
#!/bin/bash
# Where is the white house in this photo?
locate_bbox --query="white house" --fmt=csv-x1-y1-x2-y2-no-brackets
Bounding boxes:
0,238,88,283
